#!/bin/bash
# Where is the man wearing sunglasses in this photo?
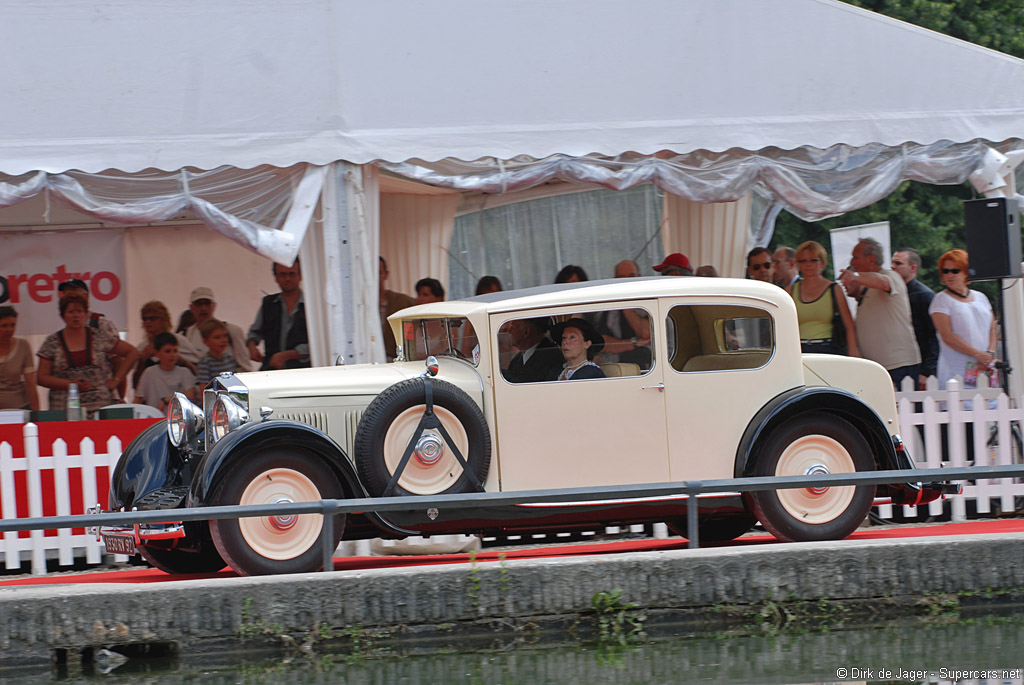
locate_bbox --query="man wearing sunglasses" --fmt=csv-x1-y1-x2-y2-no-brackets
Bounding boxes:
746,247,775,283
839,238,920,389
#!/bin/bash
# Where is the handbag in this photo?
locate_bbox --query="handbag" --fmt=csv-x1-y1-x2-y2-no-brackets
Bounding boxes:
829,283,848,355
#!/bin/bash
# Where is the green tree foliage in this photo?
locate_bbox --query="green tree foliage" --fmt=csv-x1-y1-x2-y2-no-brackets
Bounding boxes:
773,0,1022,290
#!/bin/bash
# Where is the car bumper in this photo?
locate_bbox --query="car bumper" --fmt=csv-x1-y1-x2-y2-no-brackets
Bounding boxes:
98,521,185,556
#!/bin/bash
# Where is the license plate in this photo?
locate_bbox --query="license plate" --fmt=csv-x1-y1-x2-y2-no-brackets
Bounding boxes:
102,534,136,555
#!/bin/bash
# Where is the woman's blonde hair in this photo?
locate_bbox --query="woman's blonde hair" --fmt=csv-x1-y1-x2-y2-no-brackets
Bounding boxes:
796,240,828,265
140,300,172,334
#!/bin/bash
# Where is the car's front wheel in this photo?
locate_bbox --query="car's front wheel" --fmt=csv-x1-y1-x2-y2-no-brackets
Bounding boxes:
209,448,345,576
750,413,875,542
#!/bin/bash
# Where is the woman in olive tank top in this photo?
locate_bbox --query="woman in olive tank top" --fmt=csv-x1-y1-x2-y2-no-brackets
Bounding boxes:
787,240,858,356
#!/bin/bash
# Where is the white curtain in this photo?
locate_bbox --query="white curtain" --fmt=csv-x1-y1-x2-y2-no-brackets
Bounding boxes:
448,185,664,295
379,193,460,298
662,194,752,278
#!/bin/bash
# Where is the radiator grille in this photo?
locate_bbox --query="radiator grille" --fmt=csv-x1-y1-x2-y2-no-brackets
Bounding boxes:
277,410,329,433
342,410,364,456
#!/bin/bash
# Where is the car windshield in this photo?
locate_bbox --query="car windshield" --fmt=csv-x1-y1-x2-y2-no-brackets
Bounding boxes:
400,317,480,365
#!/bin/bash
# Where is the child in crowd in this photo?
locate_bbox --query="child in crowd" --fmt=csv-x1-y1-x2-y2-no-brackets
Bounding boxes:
135,333,197,411
195,318,241,391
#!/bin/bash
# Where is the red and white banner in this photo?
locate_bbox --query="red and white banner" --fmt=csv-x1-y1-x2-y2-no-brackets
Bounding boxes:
0,230,126,335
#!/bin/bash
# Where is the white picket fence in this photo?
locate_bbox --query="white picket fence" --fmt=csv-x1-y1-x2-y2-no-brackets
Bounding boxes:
0,423,125,575
884,376,1024,522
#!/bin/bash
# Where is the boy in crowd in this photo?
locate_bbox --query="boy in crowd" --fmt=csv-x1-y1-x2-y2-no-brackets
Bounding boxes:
195,319,241,390
135,333,196,411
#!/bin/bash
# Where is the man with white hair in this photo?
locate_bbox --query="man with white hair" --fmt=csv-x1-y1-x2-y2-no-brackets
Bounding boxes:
183,287,253,372
839,238,920,389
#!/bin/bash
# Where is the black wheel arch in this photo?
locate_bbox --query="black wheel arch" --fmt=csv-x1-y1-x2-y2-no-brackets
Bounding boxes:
736,386,902,478
108,420,190,511
189,420,363,505
187,419,417,538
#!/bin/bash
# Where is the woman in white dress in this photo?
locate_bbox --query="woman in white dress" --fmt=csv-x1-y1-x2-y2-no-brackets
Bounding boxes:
928,249,998,391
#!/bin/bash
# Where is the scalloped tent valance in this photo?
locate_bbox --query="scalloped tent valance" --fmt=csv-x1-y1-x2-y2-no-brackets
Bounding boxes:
2,0,1023,176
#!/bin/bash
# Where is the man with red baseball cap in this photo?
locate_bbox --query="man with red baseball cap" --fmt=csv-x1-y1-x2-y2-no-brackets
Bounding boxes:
653,253,693,276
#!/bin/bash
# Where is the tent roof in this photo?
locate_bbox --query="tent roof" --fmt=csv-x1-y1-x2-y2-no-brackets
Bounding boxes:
4,0,1024,175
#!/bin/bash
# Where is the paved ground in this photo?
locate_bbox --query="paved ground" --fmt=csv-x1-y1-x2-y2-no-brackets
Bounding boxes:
2,519,1024,666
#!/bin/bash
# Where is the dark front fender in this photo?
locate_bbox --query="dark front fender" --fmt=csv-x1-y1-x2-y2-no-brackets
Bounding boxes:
189,420,417,538
189,420,364,503
108,420,190,510
736,386,901,477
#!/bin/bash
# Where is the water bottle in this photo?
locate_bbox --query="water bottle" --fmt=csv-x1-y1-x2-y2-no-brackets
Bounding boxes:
66,383,83,421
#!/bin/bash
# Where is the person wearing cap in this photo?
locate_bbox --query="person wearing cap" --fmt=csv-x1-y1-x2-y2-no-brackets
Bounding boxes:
247,260,310,370
501,317,563,384
653,253,693,277
183,287,252,372
551,318,606,380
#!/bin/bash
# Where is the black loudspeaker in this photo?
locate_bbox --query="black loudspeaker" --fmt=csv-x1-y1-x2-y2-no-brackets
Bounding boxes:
964,197,1021,280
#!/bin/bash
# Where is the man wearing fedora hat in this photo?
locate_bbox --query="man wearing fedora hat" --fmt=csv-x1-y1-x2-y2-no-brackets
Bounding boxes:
502,317,563,384
183,287,253,372
551,317,606,380
653,253,694,276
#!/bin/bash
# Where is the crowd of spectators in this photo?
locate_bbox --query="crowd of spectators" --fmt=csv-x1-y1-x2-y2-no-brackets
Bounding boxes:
0,242,997,414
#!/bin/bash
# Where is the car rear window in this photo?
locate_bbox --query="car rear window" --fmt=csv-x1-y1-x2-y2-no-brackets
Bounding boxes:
667,304,773,373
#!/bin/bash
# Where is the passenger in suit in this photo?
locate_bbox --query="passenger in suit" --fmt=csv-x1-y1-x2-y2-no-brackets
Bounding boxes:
502,317,562,383
551,318,606,381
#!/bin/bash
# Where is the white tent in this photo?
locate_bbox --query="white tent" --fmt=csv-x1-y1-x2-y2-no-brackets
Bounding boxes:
2,0,1023,372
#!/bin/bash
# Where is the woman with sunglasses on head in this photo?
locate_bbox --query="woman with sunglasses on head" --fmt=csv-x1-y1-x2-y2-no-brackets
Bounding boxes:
37,293,140,417
788,240,858,356
133,301,200,390
929,249,999,391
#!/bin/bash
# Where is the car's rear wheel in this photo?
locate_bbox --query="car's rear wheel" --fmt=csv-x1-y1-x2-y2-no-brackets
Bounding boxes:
750,413,875,542
138,538,226,575
209,448,345,576
354,378,491,497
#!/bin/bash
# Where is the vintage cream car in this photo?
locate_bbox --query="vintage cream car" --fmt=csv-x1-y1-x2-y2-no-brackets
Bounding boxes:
102,277,951,576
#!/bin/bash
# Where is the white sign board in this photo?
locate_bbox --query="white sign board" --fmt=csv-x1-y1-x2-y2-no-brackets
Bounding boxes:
0,230,127,335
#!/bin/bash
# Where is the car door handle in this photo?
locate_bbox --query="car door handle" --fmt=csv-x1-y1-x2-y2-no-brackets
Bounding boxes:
641,382,665,392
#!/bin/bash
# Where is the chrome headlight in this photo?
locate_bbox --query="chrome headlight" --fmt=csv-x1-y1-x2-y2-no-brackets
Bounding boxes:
210,394,249,444
167,393,204,450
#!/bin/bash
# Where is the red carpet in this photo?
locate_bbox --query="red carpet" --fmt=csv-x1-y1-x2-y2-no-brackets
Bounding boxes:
3,519,1022,587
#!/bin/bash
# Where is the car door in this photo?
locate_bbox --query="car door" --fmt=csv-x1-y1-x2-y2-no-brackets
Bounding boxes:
660,298,796,481
491,301,670,491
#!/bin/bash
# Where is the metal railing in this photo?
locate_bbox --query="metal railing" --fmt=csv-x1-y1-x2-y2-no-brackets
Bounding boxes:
0,464,1021,572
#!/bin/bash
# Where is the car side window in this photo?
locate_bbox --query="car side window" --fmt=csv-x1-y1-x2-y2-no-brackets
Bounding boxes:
667,305,773,373
499,307,655,383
